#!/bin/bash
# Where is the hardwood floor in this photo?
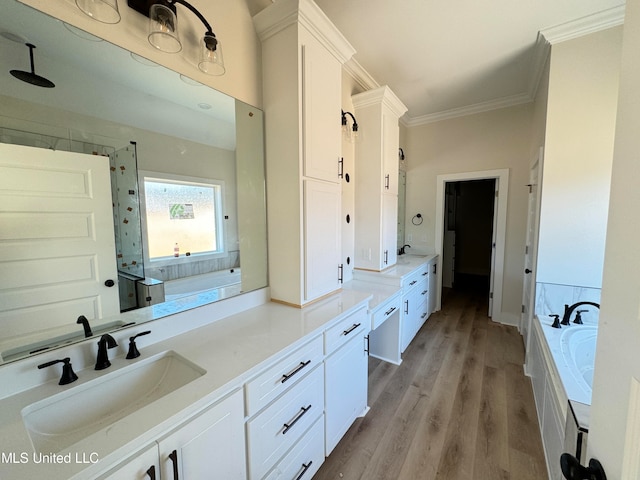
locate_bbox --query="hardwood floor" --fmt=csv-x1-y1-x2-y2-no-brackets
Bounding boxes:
314,287,547,480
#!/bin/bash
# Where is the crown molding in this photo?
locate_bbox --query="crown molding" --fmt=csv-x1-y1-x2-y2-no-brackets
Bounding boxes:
404,93,532,127
342,4,624,128
343,57,379,92
253,0,355,64
540,4,625,44
352,85,408,118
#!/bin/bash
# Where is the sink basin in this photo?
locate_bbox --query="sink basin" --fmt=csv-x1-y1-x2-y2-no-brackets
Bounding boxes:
22,350,206,454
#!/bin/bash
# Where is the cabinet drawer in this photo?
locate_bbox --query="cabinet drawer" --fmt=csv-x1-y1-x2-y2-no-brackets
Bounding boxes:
324,307,367,355
245,336,323,417
263,415,324,480
371,293,401,330
416,277,429,305
247,365,324,480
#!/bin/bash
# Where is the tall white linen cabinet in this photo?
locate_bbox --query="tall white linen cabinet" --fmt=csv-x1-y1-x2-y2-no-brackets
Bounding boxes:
254,0,356,307
352,86,408,271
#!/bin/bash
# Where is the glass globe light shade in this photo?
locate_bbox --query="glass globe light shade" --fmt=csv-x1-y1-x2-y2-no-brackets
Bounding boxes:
148,3,182,53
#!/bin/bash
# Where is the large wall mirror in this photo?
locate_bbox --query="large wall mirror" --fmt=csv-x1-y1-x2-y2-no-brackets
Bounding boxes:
0,0,268,364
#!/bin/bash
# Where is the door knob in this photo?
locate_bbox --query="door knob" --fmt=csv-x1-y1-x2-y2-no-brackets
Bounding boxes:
104,279,115,287
525,268,533,274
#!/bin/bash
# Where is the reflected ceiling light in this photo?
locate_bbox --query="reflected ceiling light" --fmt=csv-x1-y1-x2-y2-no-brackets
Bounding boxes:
10,43,55,88
75,0,121,24
126,0,225,76
341,110,359,141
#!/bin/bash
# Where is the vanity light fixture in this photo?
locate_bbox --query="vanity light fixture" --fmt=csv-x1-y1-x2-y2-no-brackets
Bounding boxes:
341,110,359,140
75,0,121,24
127,0,225,75
76,0,225,75
399,147,407,171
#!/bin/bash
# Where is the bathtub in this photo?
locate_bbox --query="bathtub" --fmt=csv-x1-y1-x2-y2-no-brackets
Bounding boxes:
163,269,242,302
535,315,597,406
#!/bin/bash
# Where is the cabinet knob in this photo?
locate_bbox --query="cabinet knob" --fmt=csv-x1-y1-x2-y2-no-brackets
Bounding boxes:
104,279,115,287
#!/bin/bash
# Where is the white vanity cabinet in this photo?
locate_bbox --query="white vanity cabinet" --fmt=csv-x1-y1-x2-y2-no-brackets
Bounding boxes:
352,86,407,272
254,0,355,306
245,336,325,480
100,389,246,480
324,306,368,454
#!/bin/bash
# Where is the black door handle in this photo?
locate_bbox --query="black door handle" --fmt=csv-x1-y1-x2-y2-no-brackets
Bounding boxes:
104,279,115,287
525,269,533,274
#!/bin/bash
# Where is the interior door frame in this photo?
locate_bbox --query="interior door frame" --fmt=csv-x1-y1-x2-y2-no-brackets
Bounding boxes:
435,169,509,322
521,147,544,348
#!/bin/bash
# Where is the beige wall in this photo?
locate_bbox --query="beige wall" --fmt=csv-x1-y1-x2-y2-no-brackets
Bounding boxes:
403,104,533,324
21,0,263,108
590,1,640,475
536,27,622,288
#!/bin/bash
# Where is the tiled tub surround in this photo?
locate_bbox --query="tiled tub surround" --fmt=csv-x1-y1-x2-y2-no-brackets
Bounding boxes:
535,282,601,320
163,268,242,301
144,250,240,282
0,288,372,479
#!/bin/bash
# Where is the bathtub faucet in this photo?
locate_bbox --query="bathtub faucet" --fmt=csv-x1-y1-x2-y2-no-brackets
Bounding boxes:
561,301,600,326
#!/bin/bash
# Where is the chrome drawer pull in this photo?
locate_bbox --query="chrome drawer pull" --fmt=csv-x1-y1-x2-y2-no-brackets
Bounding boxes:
281,360,311,383
283,405,311,434
295,461,313,480
343,323,361,336
384,306,396,316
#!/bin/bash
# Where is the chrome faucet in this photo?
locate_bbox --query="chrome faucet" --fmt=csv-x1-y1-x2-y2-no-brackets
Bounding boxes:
398,244,411,255
95,334,118,370
561,301,600,326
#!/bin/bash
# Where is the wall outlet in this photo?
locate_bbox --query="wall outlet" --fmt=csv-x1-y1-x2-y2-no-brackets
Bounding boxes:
407,233,413,242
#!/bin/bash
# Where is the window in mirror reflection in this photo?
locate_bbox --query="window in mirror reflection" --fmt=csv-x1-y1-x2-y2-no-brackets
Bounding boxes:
140,172,225,262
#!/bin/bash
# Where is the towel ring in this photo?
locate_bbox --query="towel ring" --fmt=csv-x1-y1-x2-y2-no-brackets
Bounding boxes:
412,213,423,225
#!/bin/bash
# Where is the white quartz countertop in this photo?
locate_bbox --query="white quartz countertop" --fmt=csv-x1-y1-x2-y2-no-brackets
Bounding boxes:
353,255,436,286
0,289,371,479
342,280,401,311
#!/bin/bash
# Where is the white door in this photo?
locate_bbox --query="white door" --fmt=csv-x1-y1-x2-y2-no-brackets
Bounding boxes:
488,179,499,317
521,148,543,345
0,144,119,340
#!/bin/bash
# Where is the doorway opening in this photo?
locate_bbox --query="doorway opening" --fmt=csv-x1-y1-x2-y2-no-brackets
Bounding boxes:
435,169,509,322
443,179,496,297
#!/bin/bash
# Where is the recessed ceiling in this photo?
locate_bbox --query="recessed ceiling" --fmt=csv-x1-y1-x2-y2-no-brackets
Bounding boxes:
248,0,625,125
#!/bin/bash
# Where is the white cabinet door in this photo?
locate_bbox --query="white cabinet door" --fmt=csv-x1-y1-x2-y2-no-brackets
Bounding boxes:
302,34,341,184
382,109,400,195
400,287,419,352
304,179,341,302
100,444,160,480
158,390,246,480
325,332,367,454
382,194,398,268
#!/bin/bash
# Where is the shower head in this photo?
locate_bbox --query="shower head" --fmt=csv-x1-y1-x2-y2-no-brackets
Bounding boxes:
10,43,55,88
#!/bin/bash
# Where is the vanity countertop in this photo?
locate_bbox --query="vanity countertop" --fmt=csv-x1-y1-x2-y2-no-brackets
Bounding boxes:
0,289,371,479
353,254,437,286
342,279,402,312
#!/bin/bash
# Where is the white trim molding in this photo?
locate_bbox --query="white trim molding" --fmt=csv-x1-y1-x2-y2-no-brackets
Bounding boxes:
541,4,625,45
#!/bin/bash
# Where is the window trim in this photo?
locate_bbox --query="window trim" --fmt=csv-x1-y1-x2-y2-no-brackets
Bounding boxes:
138,170,227,268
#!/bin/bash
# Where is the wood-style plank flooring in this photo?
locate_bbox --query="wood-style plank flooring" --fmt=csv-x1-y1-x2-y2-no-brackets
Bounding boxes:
314,286,547,480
